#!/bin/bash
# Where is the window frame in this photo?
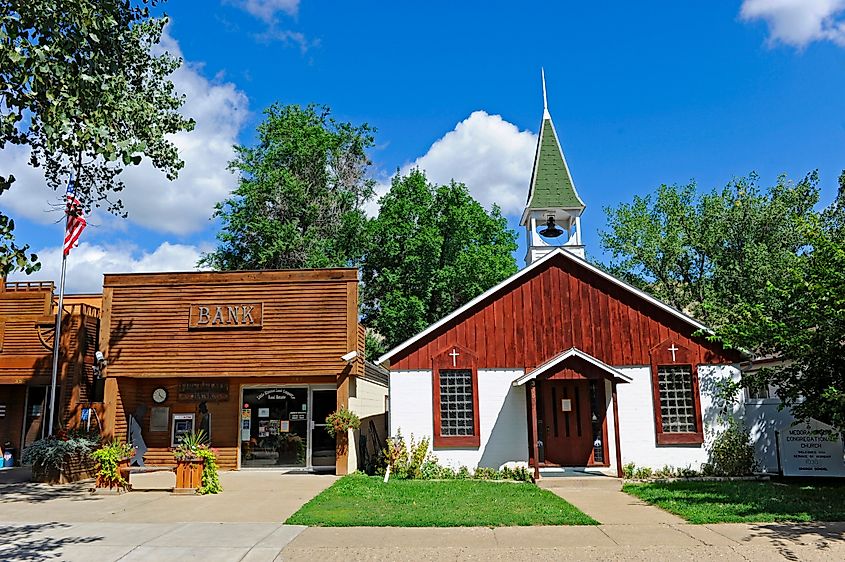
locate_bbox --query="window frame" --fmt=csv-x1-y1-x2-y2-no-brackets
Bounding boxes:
649,340,704,446
432,345,480,448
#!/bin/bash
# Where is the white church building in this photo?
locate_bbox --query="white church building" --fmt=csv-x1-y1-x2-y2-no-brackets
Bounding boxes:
377,78,817,478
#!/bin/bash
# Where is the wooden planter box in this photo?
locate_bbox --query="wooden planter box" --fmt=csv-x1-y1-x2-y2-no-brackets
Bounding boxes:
32,453,97,485
95,457,132,490
174,459,204,494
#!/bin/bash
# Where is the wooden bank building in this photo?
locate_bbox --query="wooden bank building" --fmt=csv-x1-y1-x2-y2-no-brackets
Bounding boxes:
1,269,387,474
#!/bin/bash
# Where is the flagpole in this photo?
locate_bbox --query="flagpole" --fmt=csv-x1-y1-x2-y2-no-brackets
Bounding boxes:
47,190,71,437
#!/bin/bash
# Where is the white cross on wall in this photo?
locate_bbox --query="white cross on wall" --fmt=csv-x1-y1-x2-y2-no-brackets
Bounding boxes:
449,348,460,367
668,344,679,362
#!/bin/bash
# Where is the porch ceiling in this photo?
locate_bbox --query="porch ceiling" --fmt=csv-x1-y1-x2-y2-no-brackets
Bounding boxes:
512,347,633,386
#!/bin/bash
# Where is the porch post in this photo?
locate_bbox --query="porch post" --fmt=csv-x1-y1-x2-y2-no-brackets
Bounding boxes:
612,380,623,478
529,380,540,481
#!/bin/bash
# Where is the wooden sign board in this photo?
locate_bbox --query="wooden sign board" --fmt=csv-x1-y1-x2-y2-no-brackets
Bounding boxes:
188,303,263,329
178,381,229,402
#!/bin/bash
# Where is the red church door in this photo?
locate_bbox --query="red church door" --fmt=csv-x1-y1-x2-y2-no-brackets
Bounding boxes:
541,379,603,466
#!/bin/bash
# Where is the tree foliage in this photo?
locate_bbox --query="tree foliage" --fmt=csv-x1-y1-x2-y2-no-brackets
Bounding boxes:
0,0,194,275
600,172,819,327
718,172,845,433
361,169,518,351
201,103,374,270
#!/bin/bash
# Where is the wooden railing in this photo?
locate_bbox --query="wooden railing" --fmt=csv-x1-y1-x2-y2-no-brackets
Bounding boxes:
4,281,54,292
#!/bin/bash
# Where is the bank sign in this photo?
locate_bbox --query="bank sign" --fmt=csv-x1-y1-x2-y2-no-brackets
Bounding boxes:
779,419,845,477
188,303,263,329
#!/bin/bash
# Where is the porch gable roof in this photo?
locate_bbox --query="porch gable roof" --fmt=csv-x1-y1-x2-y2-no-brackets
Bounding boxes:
511,347,633,386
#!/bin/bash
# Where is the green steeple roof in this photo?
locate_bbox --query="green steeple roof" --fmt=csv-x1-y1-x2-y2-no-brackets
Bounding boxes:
526,117,584,210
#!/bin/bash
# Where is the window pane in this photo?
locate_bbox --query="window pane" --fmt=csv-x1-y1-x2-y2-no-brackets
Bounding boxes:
439,369,474,436
657,365,697,433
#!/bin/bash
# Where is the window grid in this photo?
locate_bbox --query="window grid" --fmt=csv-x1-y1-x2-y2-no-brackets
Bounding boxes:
439,369,475,436
657,365,697,433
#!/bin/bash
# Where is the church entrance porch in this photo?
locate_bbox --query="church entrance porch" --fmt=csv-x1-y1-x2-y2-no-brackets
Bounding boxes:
513,347,632,479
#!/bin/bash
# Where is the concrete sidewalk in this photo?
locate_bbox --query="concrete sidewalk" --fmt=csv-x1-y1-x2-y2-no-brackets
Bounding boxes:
0,471,337,523
1,520,843,561
539,475,685,524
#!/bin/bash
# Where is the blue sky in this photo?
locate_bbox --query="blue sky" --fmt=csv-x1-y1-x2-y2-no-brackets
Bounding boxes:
5,1,845,292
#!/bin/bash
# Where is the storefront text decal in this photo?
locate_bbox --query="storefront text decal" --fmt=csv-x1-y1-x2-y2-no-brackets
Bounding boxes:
188,303,264,329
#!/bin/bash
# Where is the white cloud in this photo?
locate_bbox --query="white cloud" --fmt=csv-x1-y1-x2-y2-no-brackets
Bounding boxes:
368,111,537,217
7,241,208,294
740,0,845,47
0,27,249,235
227,0,300,23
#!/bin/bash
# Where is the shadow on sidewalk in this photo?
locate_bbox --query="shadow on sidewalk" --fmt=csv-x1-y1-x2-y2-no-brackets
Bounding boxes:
0,523,103,560
0,481,100,505
746,522,845,562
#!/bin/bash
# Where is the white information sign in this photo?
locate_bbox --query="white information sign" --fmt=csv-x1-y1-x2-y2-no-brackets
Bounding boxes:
779,419,845,477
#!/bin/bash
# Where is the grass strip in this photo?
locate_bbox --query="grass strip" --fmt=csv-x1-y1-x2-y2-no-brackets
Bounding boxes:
287,473,598,527
623,480,845,524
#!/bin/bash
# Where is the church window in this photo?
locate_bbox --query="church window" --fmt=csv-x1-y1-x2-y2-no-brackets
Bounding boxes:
432,346,480,448
438,370,475,436
650,339,704,445
657,365,697,434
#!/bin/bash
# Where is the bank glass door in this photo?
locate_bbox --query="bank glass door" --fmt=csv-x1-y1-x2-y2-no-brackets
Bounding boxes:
241,388,308,468
310,389,337,468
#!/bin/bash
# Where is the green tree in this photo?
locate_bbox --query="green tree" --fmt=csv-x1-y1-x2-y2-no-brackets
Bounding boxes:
600,172,819,327
362,169,518,351
719,218,845,432
0,0,195,275
201,103,375,270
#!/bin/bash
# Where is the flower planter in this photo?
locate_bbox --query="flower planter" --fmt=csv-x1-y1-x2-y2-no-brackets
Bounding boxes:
174,459,204,494
31,453,97,485
95,456,131,490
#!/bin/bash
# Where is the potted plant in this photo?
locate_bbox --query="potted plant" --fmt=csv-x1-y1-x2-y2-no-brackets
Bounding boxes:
275,433,305,465
172,430,221,495
90,440,134,490
23,430,99,484
325,407,361,455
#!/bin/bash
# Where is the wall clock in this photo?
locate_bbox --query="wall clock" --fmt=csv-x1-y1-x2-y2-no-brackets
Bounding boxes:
152,387,168,404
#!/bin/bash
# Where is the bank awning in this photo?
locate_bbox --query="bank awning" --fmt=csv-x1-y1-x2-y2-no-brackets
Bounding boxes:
512,347,633,386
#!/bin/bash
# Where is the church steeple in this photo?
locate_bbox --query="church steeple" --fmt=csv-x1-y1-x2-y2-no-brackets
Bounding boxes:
521,70,586,264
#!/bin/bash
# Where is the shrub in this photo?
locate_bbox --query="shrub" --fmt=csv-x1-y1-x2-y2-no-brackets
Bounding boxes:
379,432,431,479
633,466,653,480
707,418,757,476
677,465,700,478
654,465,676,479
23,430,99,474
455,466,471,479
622,462,636,479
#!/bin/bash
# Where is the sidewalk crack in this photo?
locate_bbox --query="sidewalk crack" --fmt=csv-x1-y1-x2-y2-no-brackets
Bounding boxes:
598,525,619,545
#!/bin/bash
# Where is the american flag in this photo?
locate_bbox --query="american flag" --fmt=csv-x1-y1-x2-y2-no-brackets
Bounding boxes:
63,179,86,255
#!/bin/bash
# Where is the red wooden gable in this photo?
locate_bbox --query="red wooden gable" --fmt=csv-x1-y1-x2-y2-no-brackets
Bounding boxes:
389,253,739,371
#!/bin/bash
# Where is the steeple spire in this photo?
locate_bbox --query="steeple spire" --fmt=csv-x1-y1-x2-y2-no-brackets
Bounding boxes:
520,71,586,264
541,68,549,119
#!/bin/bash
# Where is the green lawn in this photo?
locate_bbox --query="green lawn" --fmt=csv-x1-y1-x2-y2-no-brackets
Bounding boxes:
623,480,845,524
287,473,598,527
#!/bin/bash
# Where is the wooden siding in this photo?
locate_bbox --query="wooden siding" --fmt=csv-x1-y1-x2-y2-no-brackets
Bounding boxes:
112,375,337,471
102,271,358,379
0,384,26,453
391,255,737,371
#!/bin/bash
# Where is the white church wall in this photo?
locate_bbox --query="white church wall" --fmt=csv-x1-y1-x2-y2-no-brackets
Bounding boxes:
389,369,528,470
616,364,741,470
